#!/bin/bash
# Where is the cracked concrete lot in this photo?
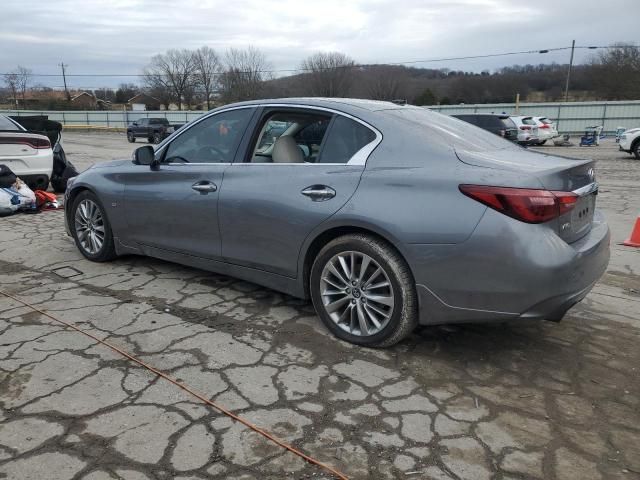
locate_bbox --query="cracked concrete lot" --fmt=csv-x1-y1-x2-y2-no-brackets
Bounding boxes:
1,133,639,480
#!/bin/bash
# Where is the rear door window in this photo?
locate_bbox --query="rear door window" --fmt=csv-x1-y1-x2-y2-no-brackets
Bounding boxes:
319,116,377,164
249,110,332,163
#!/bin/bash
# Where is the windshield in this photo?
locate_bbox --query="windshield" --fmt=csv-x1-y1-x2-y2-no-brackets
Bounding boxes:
0,115,21,131
386,108,519,152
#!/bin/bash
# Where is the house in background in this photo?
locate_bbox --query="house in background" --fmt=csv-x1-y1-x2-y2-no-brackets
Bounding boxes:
70,92,97,108
127,93,161,111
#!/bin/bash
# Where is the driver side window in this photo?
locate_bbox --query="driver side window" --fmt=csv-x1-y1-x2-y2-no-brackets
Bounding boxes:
164,108,252,163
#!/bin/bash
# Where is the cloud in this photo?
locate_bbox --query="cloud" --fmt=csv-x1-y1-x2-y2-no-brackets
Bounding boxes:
0,0,637,88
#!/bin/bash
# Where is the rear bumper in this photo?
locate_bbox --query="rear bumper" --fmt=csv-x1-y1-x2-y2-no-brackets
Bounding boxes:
410,209,610,325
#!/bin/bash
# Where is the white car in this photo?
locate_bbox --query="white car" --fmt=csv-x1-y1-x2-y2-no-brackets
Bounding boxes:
510,116,539,145
619,127,640,159
0,114,53,190
531,116,559,144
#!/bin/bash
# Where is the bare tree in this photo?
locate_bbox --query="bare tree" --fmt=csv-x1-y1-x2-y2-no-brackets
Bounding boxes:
143,49,197,110
3,72,19,109
16,66,31,108
219,46,271,103
363,65,410,101
299,52,355,97
590,43,640,100
193,46,221,109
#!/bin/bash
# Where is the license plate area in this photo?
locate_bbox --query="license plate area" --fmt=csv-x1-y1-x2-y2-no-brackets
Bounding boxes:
563,192,596,242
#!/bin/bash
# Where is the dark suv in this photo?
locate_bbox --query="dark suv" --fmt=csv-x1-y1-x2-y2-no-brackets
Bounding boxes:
127,118,176,144
451,114,518,143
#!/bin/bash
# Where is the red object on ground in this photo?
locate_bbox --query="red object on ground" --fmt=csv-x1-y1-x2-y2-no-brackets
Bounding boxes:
34,190,57,207
623,216,640,247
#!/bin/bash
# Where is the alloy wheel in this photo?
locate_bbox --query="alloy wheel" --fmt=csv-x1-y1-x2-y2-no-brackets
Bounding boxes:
319,251,394,336
74,199,105,255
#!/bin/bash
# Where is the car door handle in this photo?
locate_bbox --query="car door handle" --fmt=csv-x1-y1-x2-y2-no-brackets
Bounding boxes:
301,185,336,201
192,181,217,194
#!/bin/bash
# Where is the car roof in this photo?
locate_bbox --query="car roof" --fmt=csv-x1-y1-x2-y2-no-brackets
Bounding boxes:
217,97,408,113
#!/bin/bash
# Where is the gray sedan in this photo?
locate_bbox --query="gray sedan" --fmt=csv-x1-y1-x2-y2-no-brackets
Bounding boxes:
64,98,610,347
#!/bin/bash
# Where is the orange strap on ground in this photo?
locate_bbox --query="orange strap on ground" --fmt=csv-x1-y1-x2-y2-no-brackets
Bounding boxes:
0,290,349,480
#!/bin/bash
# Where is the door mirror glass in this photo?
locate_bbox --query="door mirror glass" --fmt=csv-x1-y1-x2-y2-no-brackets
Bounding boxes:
132,121,138,126
134,145,156,166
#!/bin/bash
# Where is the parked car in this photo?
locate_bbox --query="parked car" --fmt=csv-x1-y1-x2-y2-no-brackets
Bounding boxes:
0,114,63,191
127,118,180,144
65,99,610,347
8,115,78,192
531,116,559,145
510,116,540,145
450,114,518,143
619,127,640,159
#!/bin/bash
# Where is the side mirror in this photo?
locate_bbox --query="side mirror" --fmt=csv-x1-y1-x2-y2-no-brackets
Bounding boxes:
134,145,157,167
132,121,138,126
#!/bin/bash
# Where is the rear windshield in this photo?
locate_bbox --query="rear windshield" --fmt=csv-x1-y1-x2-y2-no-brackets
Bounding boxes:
539,117,553,124
387,108,519,152
0,115,21,131
501,118,517,129
522,117,537,125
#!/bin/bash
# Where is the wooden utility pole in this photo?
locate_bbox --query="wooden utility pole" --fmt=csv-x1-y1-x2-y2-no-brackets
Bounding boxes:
59,62,71,101
563,40,575,102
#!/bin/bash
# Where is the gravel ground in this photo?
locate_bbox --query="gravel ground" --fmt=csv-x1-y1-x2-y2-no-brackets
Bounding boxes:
0,133,638,480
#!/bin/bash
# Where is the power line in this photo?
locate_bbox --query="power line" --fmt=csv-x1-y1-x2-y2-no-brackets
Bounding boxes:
2,43,635,78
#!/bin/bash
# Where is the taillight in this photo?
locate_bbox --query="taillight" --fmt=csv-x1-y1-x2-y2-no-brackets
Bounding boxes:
459,185,579,224
0,136,51,149
539,124,550,129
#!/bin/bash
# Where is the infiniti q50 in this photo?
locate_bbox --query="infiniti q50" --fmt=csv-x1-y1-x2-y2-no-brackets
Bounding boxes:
65,98,610,347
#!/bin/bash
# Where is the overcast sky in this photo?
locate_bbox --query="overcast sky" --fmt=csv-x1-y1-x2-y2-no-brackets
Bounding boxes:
1,0,638,89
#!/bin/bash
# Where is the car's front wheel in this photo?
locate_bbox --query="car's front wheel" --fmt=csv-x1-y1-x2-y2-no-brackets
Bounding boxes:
153,132,163,144
127,131,135,143
71,191,117,262
310,234,418,347
633,141,640,160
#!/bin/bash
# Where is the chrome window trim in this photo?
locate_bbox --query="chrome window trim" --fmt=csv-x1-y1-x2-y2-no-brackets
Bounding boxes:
155,103,382,167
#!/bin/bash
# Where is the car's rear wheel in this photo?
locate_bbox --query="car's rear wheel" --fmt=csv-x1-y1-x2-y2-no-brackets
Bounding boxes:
152,132,162,144
127,132,135,143
71,191,116,262
310,234,417,347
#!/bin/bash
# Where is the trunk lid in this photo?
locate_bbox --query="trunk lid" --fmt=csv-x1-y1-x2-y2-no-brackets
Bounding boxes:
456,148,598,243
0,132,49,157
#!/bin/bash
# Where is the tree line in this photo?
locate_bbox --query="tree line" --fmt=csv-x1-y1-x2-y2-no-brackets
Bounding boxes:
2,43,639,110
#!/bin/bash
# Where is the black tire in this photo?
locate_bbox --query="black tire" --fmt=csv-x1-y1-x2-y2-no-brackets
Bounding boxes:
310,234,418,347
539,140,547,145
633,141,640,160
153,132,163,144
70,191,117,262
127,131,135,143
